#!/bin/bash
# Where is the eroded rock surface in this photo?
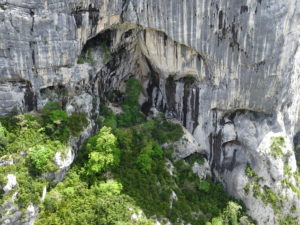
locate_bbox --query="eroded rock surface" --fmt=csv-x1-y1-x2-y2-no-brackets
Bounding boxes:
1,0,300,224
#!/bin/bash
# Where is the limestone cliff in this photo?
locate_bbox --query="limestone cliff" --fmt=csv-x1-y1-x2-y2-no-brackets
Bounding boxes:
0,0,300,224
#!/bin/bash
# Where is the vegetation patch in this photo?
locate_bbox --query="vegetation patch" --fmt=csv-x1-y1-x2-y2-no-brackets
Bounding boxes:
270,136,285,158
1,78,254,224
244,164,283,213
36,79,253,225
116,78,146,127
282,166,300,198
277,215,300,225
185,153,206,166
0,102,88,210
180,75,196,85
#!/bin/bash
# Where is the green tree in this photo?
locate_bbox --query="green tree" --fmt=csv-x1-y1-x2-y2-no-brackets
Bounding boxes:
85,126,121,175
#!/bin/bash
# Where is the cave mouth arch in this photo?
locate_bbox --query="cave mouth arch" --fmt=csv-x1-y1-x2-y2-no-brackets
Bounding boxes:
80,29,114,57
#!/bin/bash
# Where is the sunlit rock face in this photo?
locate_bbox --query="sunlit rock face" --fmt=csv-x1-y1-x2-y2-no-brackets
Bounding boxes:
0,0,300,224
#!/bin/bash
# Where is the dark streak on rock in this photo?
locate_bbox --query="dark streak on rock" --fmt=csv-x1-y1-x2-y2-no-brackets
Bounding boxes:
231,23,238,42
73,12,82,27
30,9,34,33
31,49,35,67
164,76,177,116
182,82,190,127
143,30,147,42
163,33,168,47
240,5,248,14
218,10,223,30
141,58,160,114
192,88,200,132
222,21,226,37
211,130,223,175
24,87,36,112
228,149,238,171
88,5,100,26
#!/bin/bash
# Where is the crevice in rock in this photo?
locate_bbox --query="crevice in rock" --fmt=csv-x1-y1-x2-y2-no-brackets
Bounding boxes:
30,42,35,69
29,9,34,33
120,0,130,22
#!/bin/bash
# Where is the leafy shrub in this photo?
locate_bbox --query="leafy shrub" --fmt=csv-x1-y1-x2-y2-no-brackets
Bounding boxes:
245,164,259,181
270,136,285,158
136,151,152,173
77,57,84,64
5,125,46,155
244,183,251,195
136,141,163,173
0,122,6,137
41,103,88,142
41,101,61,112
49,110,68,125
197,180,211,192
86,49,95,65
150,120,183,144
102,111,117,129
206,201,254,225
16,174,45,208
261,186,282,211
68,112,88,137
277,215,299,225
185,152,205,165
0,116,19,133
27,141,61,174
114,128,134,151
124,78,141,106
0,123,8,155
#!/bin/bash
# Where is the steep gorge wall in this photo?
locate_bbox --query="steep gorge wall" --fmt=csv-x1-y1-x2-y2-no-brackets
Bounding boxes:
1,0,300,224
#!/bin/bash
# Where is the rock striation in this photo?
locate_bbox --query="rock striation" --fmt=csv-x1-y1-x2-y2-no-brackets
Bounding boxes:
0,0,300,224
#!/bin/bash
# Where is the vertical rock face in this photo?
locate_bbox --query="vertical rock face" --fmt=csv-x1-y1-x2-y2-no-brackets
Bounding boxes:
0,0,300,224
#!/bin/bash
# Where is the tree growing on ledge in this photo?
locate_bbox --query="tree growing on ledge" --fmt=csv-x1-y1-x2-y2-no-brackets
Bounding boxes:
85,126,120,176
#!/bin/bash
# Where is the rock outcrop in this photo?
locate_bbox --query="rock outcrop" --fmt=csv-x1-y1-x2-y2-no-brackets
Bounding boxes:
0,0,300,224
